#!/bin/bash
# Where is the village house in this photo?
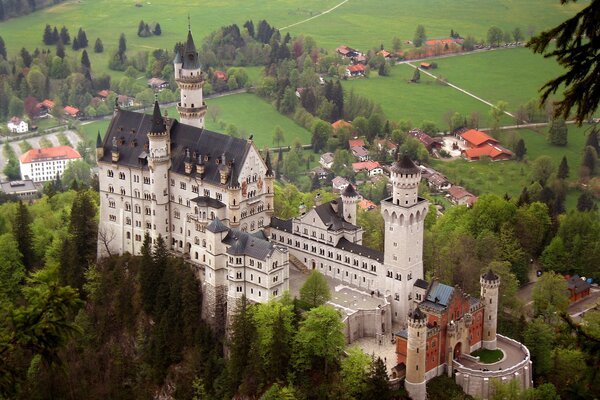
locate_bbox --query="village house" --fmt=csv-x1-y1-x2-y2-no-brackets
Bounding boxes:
352,160,383,176
19,146,82,182
459,129,513,161
97,89,110,100
320,152,335,169
0,179,40,200
427,172,451,192
351,146,369,162
63,106,82,119
7,117,28,133
336,45,359,58
375,138,397,155
447,186,477,206
409,129,442,153
566,275,591,303
117,95,135,108
349,138,366,148
213,70,228,81
358,198,376,211
332,176,350,193
332,119,352,132
147,77,169,91
312,167,329,180
346,64,366,78
36,99,55,118
378,49,392,59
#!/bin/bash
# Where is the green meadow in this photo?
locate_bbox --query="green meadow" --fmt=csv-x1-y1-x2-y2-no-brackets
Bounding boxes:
430,124,592,206
81,93,311,148
428,48,566,113
342,63,505,129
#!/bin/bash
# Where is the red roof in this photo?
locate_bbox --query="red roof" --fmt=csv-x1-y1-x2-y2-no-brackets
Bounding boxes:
19,146,81,164
352,160,381,172
426,38,457,46
464,143,513,160
41,99,55,109
378,50,391,58
460,129,498,147
214,70,228,80
337,45,352,55
97,89,109,98
63,106,80,116
347,64,366,73
9,116,22,124
349,138,365,148
409,129,435,147
448,186,472,200
358,199,376,210
332,120,352,130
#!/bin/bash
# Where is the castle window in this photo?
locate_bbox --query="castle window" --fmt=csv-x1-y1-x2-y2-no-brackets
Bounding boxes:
108,185,114,193
216,193,222,201
394,293,400,301
180,182,186,190
371,265,376,272
121,188,126,195
408,273,412,280
109,200,115,208
273,290,278,296
145,207,151,215
204,189,210,197
109,215,116,222
192,185,198,193
257,262,262,269
125,218,131,225
133,175,139,183
170,179,175,186
119,172,125,180
134,189,140,198
144,177,150,184
174,210,180,219
135,234,141,242
126,232,131,239
107,170,113,177
146,222,151,229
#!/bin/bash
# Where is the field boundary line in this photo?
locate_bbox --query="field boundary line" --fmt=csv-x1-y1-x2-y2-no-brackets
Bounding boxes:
406,62,516,119
279,0,350,30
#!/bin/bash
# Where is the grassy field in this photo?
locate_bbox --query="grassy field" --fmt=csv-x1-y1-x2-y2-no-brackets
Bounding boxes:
342,63,511,129
428,48,566,113
0,0,584,76
430,124,593,206
81,93,311,148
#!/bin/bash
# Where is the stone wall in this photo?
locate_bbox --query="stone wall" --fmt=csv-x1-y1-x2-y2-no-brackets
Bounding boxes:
342,302,392,344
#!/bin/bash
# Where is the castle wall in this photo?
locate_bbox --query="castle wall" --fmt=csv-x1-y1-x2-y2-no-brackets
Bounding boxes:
343,303,392,343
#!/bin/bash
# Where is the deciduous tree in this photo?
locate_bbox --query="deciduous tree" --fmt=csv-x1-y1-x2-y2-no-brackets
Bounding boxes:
299,270,330,309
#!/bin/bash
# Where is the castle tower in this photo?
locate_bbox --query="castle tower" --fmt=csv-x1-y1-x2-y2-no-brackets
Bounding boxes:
174,27,207,128
203,218,230,335
147,101,171,243
380,155,428,322
405,307,427,400
480,270,500,350
264,150,275,217
341,184,360,226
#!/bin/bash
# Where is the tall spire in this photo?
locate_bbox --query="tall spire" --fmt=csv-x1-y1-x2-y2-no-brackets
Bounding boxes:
96,130,102,148
149,100,166,134
182,18,200,69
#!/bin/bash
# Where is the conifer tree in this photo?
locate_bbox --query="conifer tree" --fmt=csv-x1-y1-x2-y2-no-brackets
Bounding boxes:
0,36,6,60
118,33,127,54
43,24,54,45
138,20,145,36
77,27,88,48
56,40,65,59
557,156,569,179
13,200,34,270
515,138,527,160
582,146,598,178
517,187,530,207
69,190,97,264
94,38,103,53
153,23,161,36
586,128,600,154
227,296,257,393
72,37,80,51
20,47,32,67
548,117,568,146
576,191,596,212
52,27,59,44
364,357,391,400
59,26,70,45
81,49,91,70
140,232,158,314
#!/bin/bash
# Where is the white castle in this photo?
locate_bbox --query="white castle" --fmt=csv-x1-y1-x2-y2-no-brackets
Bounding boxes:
96,28,428,333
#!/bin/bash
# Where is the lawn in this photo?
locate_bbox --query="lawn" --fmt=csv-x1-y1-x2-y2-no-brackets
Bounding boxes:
81,93,311,149
471,348,503,364
342,64,504,129
430,124,593,208
427,48,566,113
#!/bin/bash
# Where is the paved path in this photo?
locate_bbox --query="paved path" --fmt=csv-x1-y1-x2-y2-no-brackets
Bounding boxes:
279,0,350,30
458,340,525,371
405,62,516,119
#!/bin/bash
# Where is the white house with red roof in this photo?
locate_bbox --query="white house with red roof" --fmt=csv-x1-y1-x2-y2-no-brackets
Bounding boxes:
447,186,477,206
352,160,383,176
63,106,82,119
19,146,82,182
346,64,366,77
459,129,512,161
7,117,28,133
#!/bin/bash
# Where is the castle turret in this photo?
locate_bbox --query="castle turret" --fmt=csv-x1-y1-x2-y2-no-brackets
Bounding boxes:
405,307,427,400
175,27,207,128
480,270,500,350
147,101,171,242
264,150,274,216
96,131,104,160
380,155,428,323
341,184,359,226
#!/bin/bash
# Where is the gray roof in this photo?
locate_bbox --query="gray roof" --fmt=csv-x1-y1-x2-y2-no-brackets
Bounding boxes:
182,30,200,69
410,306,427,320
99,108,253,187
207,217,229,233
314,199,359,232
414,278,429,290
390,155,420,175
0,180,38,194
270,217,292,232
425,280,454,306
482,270,499,282
191,196,225,209
341,184,359,198
224,229,275,260
336,237,384,262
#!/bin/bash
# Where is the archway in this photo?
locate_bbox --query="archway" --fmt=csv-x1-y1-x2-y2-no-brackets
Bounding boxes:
453,342,462,360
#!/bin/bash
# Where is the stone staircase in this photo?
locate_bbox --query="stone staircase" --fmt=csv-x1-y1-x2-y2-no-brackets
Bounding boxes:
289,254,309,274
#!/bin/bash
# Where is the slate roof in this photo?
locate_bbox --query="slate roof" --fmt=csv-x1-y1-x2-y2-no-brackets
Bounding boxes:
410,306,427,320
390,155,420,175
336,237,384,262
342,184,359,198
482,270,499,282
191,196,225,209
314,199,359,232
270,217,293,233
425,280,454,306
207,217,229,233
224,229,276,260
414,278,429,290
567,275,591,294
99,107,253,187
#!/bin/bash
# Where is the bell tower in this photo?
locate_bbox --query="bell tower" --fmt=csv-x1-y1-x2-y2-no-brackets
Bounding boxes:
174,23,207,128
379,155,429,323
405,307,427,400
480,270,500,350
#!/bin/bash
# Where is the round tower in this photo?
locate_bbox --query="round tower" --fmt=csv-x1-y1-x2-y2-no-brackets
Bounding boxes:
174,28,207,128
405,307,427,400
390,155,421,207
341,184,360,226
264,150,275,218
147,101,171,244
480,270,500,350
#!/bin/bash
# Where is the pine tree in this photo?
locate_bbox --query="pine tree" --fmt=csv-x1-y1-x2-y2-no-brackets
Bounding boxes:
69,190,98,265
244,20,255,37
43,24,54,45
72,37,80,51
548,117,568,146
77,28,88,48
515,138,527,160
311,174,320,191
140,232,159,314
153,23,161,36
81,49,91,70
138,20,145,36
0,36,6,60
13,200,34,270
94,37,103,53
56,40,65,59
364,357,391,400
576,191,596,212
586,128,600,154
557,156,569,179
118,33,126,54
227,296,257,392
20,47,32,67
52,27,59,44
59,26,70,45
582,146,598,177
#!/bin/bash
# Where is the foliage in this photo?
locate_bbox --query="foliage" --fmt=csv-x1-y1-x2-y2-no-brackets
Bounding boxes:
528,0,600,122
299,270,331,309
532,271,569,321
547,118,567,146
413,25,426,47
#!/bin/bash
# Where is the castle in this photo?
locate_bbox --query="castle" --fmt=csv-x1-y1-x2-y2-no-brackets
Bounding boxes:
97,27,532,398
